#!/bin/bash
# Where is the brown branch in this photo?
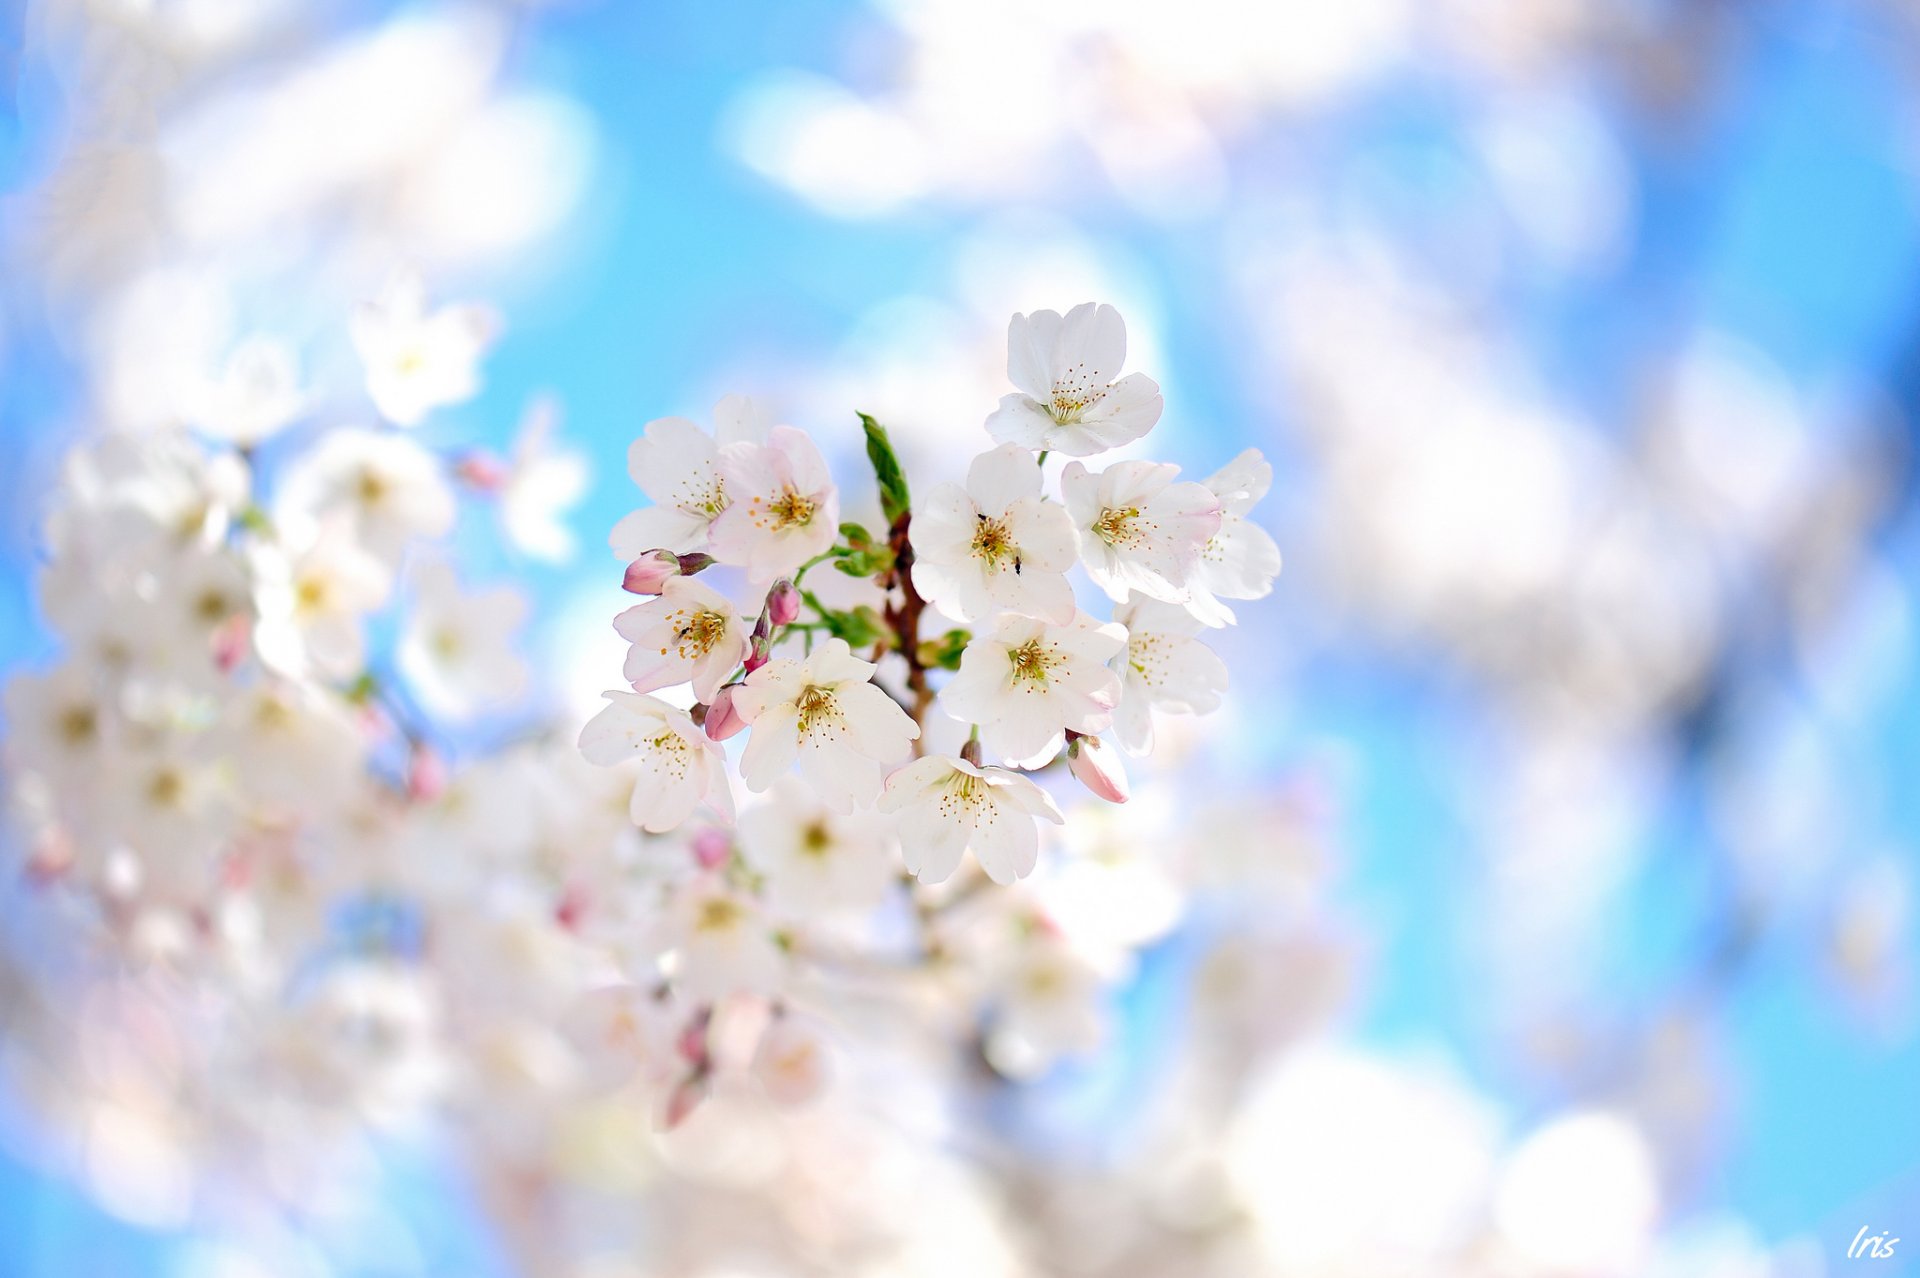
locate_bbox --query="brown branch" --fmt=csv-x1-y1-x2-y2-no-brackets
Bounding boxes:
882,510,936,736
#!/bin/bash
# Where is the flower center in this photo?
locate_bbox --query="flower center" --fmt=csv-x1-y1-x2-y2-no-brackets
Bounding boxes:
195,588,234,623
1049,364,1108,422
1008,638,1058,687
356,468,387,506
668,608,728,660
767,487,816,530
1092,506,1144,548
148,767,186,808
795,685,838,735
431,627,463,660
971,514,1016,565
696,896,743,932
295,575,330,613
58,705,98,746
799,821,833,857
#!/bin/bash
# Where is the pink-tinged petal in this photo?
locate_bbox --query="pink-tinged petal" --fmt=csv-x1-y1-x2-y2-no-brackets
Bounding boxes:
628,416,714,494
805,637,878,687
1113,685,1154,755
1067,736,1129,803
1073,371,1162,450
1204,447,1273,513
879,755,962,810
611,505,708,559
738,702,801,790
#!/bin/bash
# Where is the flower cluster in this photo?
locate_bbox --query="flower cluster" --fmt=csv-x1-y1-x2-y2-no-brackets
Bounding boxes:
588,299,1282,981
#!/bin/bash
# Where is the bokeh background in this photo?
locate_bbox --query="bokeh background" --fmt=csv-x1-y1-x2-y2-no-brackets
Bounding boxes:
3,0,1920,1274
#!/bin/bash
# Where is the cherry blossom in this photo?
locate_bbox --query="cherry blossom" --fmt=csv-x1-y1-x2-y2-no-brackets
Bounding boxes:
578,691,735,833
190,337,307,446
737,778,897,911
1111,596,1229,754
614,576,750,704
732,638,919,810
985,303,1163,456
397,562,532,722
1061,458,1222,607
497,399,588,563
1186,448,1285,627
610,395,772,559
877,754,1064,885
351,271,494,427
909,442,1078,623
275,428,456,567
941,612,1127,768
708,425,841,584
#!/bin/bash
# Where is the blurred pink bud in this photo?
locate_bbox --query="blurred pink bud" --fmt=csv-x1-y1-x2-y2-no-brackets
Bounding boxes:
743,647,769,674
1067,736,1129,804
454,451,509,494
212,614,251,674
407,745,447,804
661,1074,708,1131
676,1011,711,1066
623,550,681,595
691,828,731,870
767,579,801,626
704,686,746,740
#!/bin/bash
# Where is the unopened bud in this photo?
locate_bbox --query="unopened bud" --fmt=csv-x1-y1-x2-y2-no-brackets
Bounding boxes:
767,579,802,627
623,550,681,595
1066,735,1129,804
691,827,731,870
407,744,448,804
704,685,747,741
453,451,509,494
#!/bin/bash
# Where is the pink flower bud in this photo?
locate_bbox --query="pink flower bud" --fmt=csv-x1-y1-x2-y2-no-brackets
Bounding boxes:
691,827,731,871
407,744,448,804
212,613,252,674
453,451,509,494
704,685,747,741
623,549,681,595
660,1074,708,1131
767,579,802,627
1067,736,1130,804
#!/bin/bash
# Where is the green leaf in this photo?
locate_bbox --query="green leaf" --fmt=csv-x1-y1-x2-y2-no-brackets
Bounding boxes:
918,627,972,671
838,522,873,549
858,413,912,527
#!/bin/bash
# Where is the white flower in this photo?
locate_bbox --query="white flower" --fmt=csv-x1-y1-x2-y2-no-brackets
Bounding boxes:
984,931,1109,1079
105,738,234,899
558,985,680,1094
738,778,897,912
909,442,1078,624
351,271,493,427
397,562,531,722
499,398,587,563
708,425,840,584
3,662,117,800
578,692,735,833
1112,596,1229,754
221,679,366,819
753,1015,830,1106
732,638,919,811
276,428,456,567
666,875,784,1000
190,336,307,446
1061,459,1221,606
985,303,1163,457
877,755,1063,885
1185,447,1284,627
941,612,1126,768
613,576,750,704
252,527,393,680
610,395,772,559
